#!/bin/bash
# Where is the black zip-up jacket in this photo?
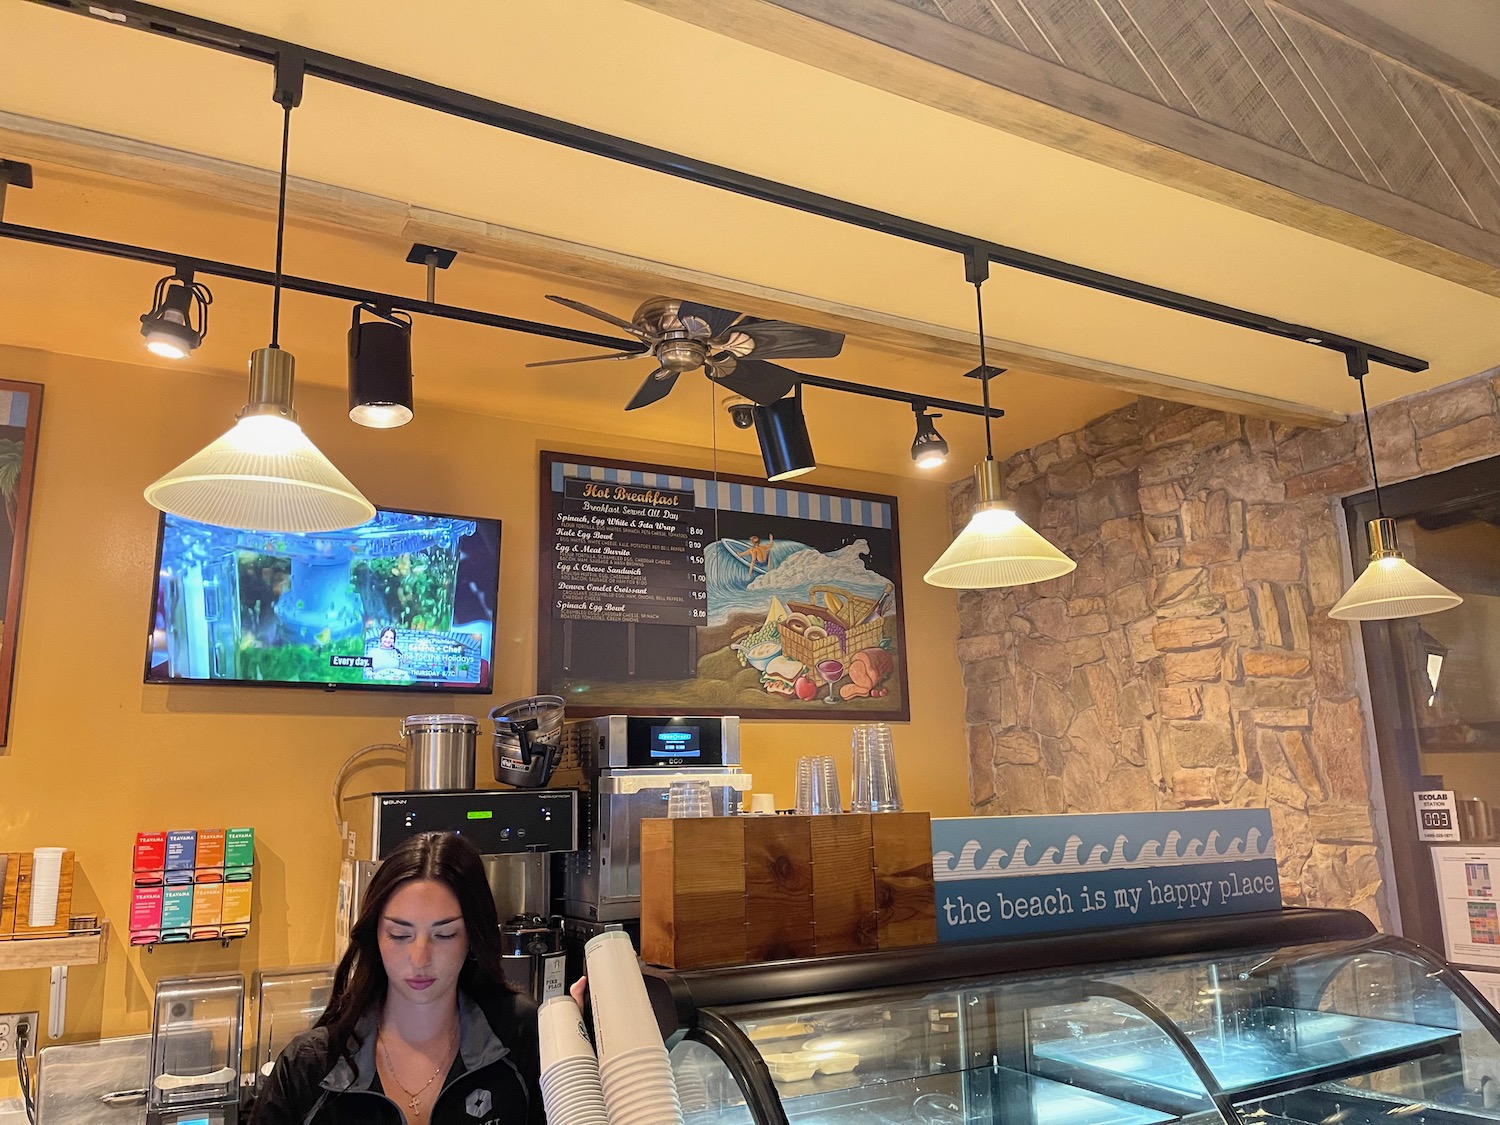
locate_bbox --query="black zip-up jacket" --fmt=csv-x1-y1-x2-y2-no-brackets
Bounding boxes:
249,990,545,1125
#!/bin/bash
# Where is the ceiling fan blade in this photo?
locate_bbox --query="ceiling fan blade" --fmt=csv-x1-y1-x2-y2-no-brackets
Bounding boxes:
524,350,644,368
624,368,681,411
711,358,800,406
545,295,649,337
677,300,742,338
732,318,845,361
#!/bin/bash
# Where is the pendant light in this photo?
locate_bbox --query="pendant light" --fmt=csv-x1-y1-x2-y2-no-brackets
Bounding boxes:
144,56,374,534
925,251,1076,589
1328,349,1461,621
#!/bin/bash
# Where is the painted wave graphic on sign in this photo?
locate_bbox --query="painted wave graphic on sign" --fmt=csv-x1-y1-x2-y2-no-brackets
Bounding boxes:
933,828,1271,883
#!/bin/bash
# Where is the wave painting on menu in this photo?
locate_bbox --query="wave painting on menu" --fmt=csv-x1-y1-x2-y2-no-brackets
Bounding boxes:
539,453,908,718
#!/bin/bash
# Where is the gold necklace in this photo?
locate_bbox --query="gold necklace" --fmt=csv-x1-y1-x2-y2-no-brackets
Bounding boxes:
378,1023,457,1115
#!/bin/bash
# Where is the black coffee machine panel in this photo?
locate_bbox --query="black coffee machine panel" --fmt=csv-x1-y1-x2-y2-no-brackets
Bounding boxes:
351,789,578,860
615,716,728,769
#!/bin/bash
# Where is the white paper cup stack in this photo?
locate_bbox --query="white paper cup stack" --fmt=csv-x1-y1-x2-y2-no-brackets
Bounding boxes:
584,931,684,1125
28,848,65,928
537,995,608,1125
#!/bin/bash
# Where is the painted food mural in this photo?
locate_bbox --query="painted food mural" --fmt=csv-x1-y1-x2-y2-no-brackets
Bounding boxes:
540,454,908,719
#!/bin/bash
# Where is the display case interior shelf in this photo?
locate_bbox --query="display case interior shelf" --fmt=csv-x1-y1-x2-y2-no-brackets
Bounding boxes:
0,922,109,971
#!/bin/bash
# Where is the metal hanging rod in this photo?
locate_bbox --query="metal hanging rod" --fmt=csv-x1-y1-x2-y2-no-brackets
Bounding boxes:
0,219,1003,419
28,0,1428,375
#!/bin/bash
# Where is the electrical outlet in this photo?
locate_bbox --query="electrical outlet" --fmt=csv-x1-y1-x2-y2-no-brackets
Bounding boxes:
0,1012,38,1061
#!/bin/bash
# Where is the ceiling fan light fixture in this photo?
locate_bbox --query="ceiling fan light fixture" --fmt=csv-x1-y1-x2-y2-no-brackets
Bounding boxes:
348,304,414,428
925,460,1076,588
1328,517,1462,621
911,406,948,469
754,385,816,481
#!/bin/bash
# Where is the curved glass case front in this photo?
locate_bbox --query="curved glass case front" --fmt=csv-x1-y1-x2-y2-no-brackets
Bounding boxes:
665,935,1500,1124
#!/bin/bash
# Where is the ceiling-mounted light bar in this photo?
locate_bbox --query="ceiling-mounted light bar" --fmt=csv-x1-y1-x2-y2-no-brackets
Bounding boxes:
31,0,1428,376
0,221,1009,423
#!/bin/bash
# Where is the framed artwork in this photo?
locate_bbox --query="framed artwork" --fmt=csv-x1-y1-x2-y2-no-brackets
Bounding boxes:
0,380,42,746
538,451,910,720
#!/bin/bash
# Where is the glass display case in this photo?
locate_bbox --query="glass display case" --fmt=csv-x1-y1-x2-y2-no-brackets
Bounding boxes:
643,908,1500,1125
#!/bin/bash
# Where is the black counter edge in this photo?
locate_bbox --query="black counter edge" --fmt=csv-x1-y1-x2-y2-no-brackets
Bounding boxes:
641,907,1377,1035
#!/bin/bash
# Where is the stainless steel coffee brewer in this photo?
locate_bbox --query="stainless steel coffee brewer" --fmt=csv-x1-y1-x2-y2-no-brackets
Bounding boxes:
559,715,748,924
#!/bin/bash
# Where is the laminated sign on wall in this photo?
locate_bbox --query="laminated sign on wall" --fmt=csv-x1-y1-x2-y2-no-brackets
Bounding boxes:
931,810,1280,942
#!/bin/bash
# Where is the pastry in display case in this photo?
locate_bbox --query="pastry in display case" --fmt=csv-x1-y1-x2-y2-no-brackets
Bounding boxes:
642,908,1500,1124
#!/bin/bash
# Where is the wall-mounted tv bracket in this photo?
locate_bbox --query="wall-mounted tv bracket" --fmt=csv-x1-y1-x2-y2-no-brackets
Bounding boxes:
28,0,1429,377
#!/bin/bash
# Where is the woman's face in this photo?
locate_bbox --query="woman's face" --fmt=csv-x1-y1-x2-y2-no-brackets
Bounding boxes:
377,878,469,1010
380,629,397,649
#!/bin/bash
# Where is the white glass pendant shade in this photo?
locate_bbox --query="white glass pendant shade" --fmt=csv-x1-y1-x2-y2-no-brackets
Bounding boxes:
924,461,1076,589
1328,518,1462,621
144,348,375,533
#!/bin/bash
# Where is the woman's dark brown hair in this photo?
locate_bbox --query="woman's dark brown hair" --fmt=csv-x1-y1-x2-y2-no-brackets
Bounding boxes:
317,831,515,1053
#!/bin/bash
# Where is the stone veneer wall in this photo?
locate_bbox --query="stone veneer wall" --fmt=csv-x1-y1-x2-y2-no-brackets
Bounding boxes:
953,370,1500,922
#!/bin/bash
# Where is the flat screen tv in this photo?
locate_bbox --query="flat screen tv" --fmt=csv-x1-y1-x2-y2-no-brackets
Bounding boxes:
145,507,501,692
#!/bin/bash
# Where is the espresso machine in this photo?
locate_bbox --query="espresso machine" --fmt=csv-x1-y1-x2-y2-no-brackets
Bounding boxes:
559,716,748,940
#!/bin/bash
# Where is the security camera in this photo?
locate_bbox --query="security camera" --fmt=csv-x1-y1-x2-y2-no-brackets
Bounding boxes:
726,399,756,430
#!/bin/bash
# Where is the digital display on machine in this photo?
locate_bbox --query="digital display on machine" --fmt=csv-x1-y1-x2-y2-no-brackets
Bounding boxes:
144,507,501,693
650,724,702,758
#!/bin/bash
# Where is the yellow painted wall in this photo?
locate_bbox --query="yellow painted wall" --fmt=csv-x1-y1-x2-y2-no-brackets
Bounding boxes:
0,343,967,1051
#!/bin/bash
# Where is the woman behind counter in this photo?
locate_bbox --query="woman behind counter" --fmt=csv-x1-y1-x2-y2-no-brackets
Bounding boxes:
251,831,545,1125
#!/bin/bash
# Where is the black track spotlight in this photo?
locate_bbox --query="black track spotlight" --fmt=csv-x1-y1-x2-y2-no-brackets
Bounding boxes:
348,303,415,428
139,268,211,359
911,405,948,469
753,383,816,481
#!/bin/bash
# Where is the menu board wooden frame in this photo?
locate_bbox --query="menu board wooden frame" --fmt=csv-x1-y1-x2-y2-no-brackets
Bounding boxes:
538,451,910,721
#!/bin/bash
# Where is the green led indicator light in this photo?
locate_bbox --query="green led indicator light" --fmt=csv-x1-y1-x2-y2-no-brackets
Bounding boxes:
467,810,494,820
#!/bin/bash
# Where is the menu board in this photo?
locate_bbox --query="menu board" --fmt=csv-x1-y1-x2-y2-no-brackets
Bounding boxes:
555,477,708,627
539,452,909,720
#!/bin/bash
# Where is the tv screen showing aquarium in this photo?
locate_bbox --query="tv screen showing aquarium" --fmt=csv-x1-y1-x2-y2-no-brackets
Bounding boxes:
144,507,501,692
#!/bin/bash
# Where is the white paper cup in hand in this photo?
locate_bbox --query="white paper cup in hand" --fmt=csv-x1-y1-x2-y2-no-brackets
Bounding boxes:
539,995,596,1070
28,847,65,927
583,931,667,1062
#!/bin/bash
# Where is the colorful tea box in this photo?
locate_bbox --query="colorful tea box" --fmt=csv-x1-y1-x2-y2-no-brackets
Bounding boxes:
190,881,223,940
160,885,194,941
133,832,167,886
164,831,197,885
220,881,252,938
130,885,163,945
194,829,226,883
224,828,254,882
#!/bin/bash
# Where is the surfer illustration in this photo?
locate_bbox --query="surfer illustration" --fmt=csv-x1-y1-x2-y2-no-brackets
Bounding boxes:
726,534,775,577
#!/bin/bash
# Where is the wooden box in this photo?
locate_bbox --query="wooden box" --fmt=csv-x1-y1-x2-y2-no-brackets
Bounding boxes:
0,853,17,938
12,850,75,939
872,813,937,949
641,818,747,969
809,814,878,955
744,816,814,962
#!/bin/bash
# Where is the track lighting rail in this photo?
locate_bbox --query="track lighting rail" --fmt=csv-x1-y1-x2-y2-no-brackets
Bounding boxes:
0,221,639,352
0,220,1002,419
29,0,1427,376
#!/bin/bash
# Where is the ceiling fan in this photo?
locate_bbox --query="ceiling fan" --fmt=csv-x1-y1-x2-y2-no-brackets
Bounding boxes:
527,295,845,410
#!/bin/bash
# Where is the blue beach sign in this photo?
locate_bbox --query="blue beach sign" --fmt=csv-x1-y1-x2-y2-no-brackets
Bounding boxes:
931,810,1281,942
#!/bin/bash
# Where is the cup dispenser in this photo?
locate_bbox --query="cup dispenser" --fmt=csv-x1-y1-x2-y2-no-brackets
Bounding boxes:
250,966,333,1093
148,973,245,1125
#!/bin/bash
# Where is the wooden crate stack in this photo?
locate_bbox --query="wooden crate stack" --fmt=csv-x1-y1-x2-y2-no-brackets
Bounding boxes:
641,813,936,969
